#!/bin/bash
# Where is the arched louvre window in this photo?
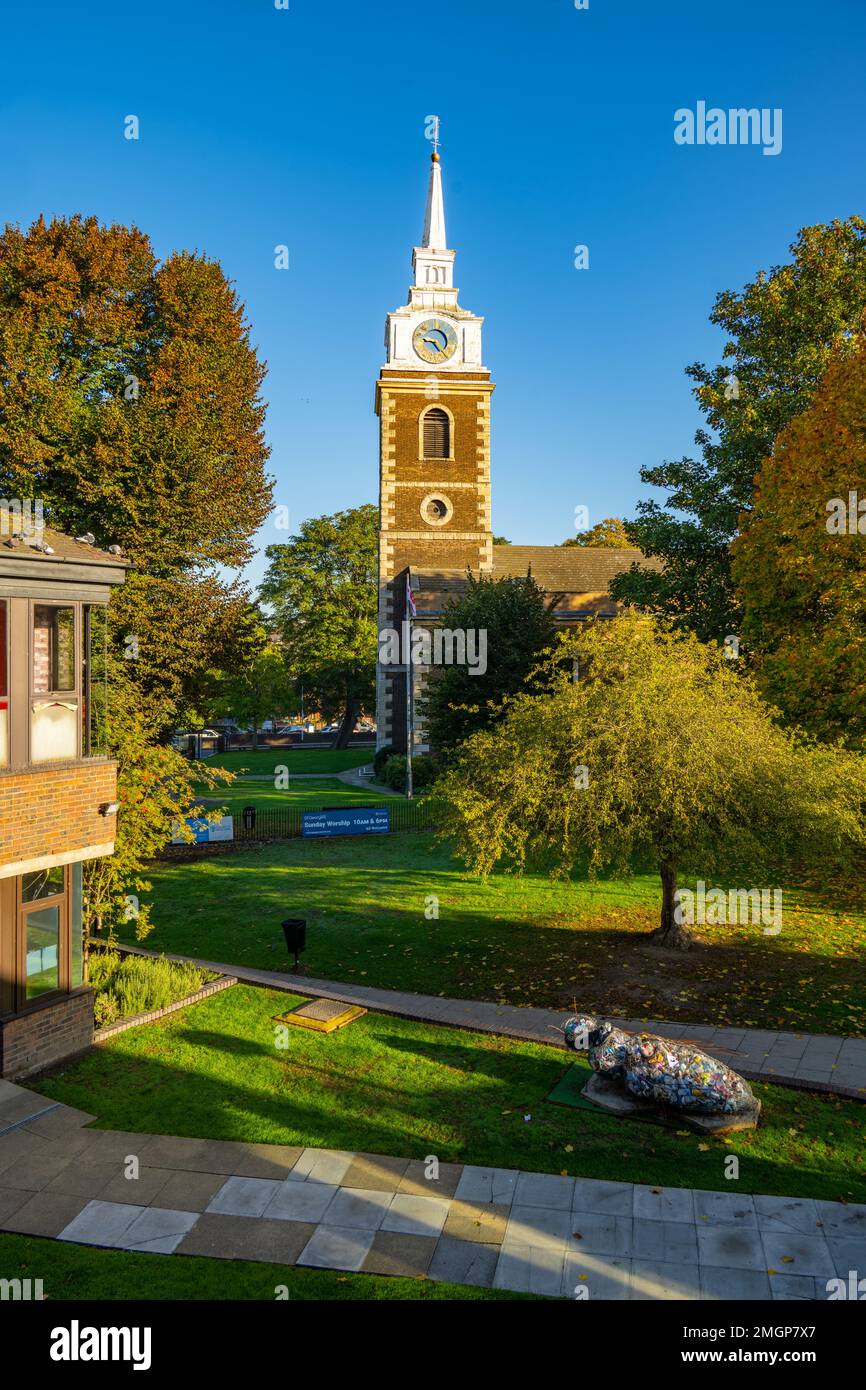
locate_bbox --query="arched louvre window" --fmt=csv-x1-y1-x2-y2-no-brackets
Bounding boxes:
423,408,450,459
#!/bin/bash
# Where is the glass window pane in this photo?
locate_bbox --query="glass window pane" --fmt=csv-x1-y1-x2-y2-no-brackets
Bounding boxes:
22,865,65,902
32,700,78,761
25,905,60,998
71,862,83,989
34,605,75,692
83,606,109,757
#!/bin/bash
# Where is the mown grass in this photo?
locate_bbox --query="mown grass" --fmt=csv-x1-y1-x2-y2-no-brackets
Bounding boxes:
204,748,371,775
130,835,866,1037
0,1232,525,1300
193,778,394,816
33,985,866,1205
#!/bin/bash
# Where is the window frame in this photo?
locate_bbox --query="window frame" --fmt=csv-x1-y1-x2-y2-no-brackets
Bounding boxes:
16,865,71,1009
29,599,82,762
418,405,454,461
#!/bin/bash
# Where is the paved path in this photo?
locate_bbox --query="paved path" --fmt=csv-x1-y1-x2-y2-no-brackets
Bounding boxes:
1,1082,860,1299
113,947,866,1099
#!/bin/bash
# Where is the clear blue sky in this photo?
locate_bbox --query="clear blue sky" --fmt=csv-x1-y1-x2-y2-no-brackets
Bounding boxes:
3,0,864,587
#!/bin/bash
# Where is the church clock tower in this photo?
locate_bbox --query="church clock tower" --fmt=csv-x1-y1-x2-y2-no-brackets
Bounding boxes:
375,141,494,748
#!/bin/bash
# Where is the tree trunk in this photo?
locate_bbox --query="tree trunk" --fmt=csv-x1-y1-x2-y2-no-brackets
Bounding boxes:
334,696,359,749
649,858,693,950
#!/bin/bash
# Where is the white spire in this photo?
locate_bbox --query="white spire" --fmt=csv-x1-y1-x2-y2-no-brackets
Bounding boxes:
421,152,447,250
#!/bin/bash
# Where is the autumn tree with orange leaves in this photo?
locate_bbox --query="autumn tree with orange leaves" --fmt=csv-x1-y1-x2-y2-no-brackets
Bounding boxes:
0,215,274,935
732,320,866,749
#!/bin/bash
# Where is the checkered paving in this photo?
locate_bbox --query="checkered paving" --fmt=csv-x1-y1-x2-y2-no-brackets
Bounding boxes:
1,1085,863,1299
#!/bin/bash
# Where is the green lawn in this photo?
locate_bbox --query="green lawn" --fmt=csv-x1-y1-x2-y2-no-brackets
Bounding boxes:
193,778,394,816
0,1232,525,1301
33,985,866,1204
204,748,372,775
131,836,866,1037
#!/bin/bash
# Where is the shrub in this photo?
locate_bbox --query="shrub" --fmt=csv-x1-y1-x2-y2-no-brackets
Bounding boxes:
373,744,394,779
382,753,438,791
89,949,215,1024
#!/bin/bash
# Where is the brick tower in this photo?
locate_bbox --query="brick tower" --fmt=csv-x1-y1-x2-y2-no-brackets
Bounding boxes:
375,141,494,749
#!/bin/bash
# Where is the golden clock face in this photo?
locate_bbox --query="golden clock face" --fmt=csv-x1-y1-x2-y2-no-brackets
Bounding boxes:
413,317,458,364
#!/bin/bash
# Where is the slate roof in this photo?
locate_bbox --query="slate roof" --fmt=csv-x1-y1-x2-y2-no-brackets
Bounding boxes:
408,546,662,619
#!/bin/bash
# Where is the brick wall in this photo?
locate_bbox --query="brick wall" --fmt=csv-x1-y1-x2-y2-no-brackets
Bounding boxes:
0,988,93,1079
0,761,117,874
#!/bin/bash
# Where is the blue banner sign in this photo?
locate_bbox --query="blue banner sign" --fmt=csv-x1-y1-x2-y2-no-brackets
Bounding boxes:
302,806,391,838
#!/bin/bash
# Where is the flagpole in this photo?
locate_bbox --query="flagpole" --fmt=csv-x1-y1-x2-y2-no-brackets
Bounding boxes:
406,573,414,800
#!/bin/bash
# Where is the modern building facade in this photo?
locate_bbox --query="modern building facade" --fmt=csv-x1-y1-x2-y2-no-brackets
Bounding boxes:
0,527,126,1079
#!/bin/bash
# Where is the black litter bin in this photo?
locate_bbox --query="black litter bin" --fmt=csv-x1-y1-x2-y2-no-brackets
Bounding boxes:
242,805,257,832
282,918,307,970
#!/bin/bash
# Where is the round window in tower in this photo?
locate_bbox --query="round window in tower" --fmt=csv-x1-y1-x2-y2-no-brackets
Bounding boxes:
420,493,453,527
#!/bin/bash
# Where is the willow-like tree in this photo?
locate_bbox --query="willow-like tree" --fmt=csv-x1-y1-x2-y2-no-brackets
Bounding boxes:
433,612,865,950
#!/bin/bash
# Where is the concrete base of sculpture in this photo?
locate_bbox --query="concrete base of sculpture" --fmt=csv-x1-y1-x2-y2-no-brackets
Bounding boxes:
581,1071,761,1135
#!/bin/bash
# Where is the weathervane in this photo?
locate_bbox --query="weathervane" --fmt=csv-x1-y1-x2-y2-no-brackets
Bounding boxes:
426,114,441,158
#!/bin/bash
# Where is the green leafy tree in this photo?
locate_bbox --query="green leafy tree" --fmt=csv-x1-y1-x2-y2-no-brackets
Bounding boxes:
732,320,866,748
420,573,558,757
85,664,232,946
433,613,865,950
612,218,866,642
561,517,632,548
211,643,296,747
260,505,378,747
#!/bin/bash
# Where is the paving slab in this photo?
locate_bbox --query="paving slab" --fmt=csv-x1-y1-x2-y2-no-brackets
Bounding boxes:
454,1165,518,1206
340,1154,409,1191
362,1231,437,1277
58,1200,144,1248
634,1184,695,1224
572,1178,634,1217
814,1199,866,1234
494,1242,564,1297
699,1266,772,1300
137,1136,217,1172
298,1224,375,1272
286,1149,355,1185
631,1259,700,1300
3,1190,88,1237
632,1216,699,1263
206,1175,284,1218
563,1253,632,1301
381,1193,450,1237
567,1211,633,1258
697,1222,768,1271
176,1213,315,1263
514,1172,575,1211
98,1167,174,1206
261,1179,338,1223
693,1190,758,1227
505,1205,574,1252
119,1206,199,1254
754,1195,821,1235
2,1147,74,1192
45,1159,122,1199
760,1230,835,1279
397,1159,463,1199
442,1200,509,1244
310,1186,391,1231
149,1170,227,1212
228,1142,304,1179
768,1273,824,1300
428,1236,499,1288
0,1185,31,1223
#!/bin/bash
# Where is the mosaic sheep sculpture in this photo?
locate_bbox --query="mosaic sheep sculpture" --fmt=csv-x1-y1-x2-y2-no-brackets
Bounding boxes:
564,1014,757,1117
